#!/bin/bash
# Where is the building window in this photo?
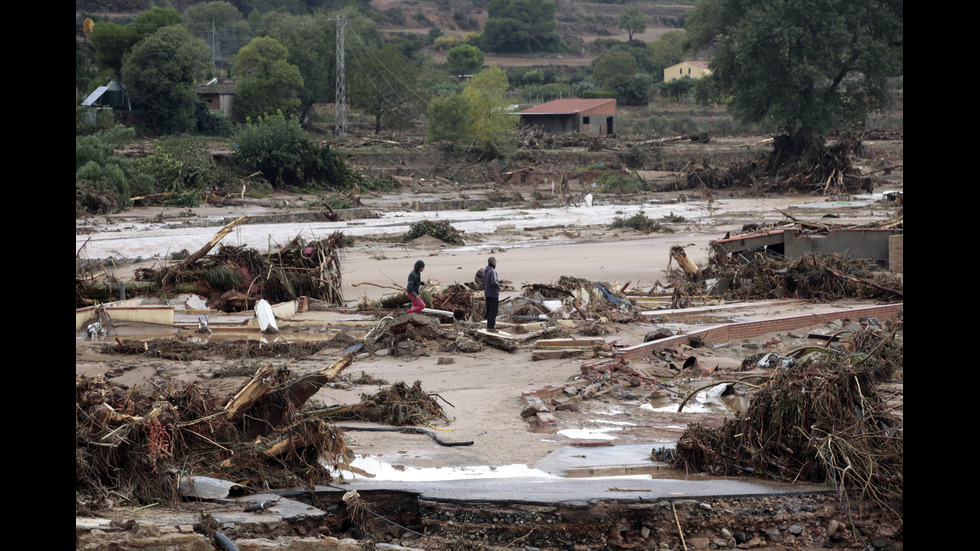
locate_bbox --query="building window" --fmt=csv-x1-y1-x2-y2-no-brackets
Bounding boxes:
583,116,590,124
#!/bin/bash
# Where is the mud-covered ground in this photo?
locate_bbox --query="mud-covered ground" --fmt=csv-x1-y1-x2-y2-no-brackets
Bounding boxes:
75,137,903,550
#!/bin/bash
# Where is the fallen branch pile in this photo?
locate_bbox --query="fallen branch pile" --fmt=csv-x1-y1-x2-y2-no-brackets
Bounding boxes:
133,232,348,312
101,338,339,360
76,352,356,513
699,252,903,301
680,134,877,195
331,381,447,426
671,325,903,521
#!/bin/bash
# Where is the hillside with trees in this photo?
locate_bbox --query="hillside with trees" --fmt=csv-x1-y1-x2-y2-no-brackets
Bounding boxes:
76,0,902,215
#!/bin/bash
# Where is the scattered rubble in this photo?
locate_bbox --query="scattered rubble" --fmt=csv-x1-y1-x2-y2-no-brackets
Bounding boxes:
670,323,904,522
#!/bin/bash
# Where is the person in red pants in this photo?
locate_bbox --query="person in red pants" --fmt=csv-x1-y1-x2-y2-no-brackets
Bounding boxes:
406,260,426,314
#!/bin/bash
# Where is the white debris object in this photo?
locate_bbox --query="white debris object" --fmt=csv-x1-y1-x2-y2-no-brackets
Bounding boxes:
254,299,279,333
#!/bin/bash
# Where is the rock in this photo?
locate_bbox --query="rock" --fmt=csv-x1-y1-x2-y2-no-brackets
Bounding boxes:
437,357,455,365
789,524,802,535
827,520,839,536
688,536,710,549
733,531,747,544
644,329,674,342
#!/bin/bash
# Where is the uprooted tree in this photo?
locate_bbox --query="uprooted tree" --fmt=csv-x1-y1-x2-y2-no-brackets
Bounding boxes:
684,0,903,192
76,213,350,311
75,351,358,512
76,345,460,514
669,323,903,524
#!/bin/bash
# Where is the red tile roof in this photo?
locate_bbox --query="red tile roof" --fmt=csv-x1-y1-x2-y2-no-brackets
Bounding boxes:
519,98,616,115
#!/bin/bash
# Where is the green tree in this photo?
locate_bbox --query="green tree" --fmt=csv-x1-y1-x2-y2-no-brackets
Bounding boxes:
234,111,361,189
120,25,211,135
591,47,638,89
647,30,685,79
686,0,903,154
132,7,182,36
263,10,382,124
613,73,653,105
462,65,516,153
427,65,515,156
183,1,254,72
446,44,484,75
618,6,647,42
88,21,131,75
427,94,472,148
482,0,561,53
348,44,425,134
233,37,304,120
89,7,182,75
133,135,218,194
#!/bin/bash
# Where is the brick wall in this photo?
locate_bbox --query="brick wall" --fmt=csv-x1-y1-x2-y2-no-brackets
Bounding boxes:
615,303,904,360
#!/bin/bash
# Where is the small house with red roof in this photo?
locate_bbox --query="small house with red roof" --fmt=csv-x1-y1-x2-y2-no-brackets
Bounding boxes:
518,98,616,135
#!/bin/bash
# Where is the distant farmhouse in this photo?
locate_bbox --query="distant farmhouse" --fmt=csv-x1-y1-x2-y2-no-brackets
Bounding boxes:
518,98,617,135
81,78,132,110
79,78,131,127
664,61,711,82
195,78,239,121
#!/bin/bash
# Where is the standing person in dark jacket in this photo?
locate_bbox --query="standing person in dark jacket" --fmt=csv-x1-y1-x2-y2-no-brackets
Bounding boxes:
483,256,500,331
406,260,426,314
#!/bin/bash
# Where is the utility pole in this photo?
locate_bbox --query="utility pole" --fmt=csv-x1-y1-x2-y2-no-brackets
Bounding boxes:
335,16,347,137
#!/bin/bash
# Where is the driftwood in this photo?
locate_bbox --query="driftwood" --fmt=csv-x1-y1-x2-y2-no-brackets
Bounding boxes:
224,365,277,422
162,215,248,286
670,245,700,275
224,352,355,424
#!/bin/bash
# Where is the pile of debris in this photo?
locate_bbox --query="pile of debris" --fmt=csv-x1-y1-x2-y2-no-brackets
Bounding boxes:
76,347,462,516
682,134,881,195
101,338,340,360
76,219,349,311
669,323,903,521
517,276,638,324
76,350,358,512
330,380,448,426
694,252,904,302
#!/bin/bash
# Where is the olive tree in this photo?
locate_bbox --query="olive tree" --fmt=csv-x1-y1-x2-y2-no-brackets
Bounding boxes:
686,0,903,156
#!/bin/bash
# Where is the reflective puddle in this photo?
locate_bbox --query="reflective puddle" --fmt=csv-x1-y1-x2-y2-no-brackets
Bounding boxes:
332,455,560,481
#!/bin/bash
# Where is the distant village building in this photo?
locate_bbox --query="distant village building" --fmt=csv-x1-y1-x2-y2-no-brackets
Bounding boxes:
663,61,711,82
81,78,132,111
79,78,132,127
195,78,239,120
518,98,616,135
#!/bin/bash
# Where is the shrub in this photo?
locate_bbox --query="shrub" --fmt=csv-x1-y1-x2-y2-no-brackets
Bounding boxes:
75,126,153,214
360,174,398,193
234,111,362,190
402,220,465,245
133,135,217,193
609,212,672,233
596,172,642,194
